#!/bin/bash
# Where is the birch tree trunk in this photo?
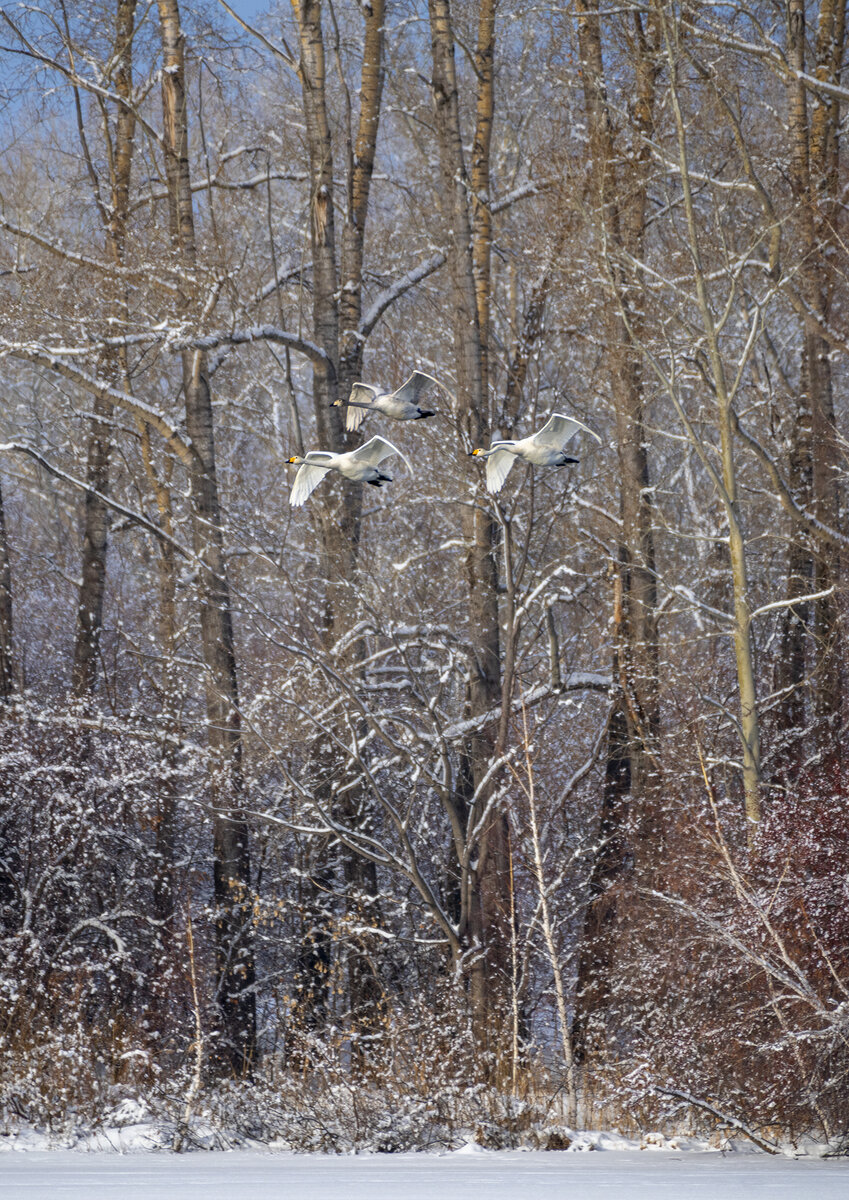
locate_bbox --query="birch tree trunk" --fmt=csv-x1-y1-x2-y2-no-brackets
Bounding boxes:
157,0,256,1076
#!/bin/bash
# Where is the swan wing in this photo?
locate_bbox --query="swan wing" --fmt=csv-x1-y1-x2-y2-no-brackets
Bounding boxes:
344,383,378,432
485,446,517,494
289,457,333,507
352,435,413,474
534,412,601,450
392,371,439,407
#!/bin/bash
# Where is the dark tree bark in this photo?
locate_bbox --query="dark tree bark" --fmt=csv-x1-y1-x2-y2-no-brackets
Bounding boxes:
0,467,13,930
428,0,511,1045
157,0,256,1076
0,476,13,700
71,0,137,699
290,0,389,1050
338,0,385,395
780,0,846,761
138,423,181,937
571,0,661,1064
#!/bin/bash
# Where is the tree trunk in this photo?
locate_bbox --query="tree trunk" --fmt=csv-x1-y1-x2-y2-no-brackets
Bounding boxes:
157,0,256,1076
336,4,388,1046
71,0,137,699
782,0,846,758
0,475,14,936
661,7,762,829
339,0,385,393
72,393,112,698
471,0,496,405
0,476,13,700
291,0,390,1051
571,0,660,1064
428,0,508,1045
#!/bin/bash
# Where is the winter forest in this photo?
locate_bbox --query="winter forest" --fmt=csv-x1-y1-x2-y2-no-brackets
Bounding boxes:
0,0,848,1155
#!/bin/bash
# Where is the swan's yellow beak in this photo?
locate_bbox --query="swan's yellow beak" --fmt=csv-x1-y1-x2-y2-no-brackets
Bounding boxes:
288,456,298,464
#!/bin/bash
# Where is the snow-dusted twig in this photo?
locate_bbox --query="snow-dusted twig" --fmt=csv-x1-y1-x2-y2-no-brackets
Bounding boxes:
0,442,192,559
654,1087,783,1155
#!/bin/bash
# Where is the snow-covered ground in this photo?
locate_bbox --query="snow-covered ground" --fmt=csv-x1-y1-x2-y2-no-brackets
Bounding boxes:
2,1147,848,1200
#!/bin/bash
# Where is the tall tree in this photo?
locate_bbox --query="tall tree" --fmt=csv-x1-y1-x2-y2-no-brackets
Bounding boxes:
71,0,137,699
0,477,12,700
289,0,388,1045
780,0,846,759
428,0,510,1042
157,0,256,1076
570,0,661,1063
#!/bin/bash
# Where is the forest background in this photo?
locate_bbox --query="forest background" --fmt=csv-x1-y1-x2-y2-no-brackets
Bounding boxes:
0,0,847,1154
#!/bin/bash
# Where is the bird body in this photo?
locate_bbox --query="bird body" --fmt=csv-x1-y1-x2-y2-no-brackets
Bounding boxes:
472,413,601,494
335,371,439,432
288,435,411,507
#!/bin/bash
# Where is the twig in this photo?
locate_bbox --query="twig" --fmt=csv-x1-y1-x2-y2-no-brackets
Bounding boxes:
654,1086,783,1155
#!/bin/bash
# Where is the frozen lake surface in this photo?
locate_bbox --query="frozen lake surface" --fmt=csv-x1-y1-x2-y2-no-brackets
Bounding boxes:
2,1148,848,1200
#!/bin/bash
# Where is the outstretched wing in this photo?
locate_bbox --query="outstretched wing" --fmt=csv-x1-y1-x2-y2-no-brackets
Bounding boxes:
344,382,379,432
485,446,517,494
352,435,413,475
289,457,333,507
392,370,439,407
534,412,601,451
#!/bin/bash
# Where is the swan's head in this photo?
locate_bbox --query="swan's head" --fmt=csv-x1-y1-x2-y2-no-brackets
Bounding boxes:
288,455,305,465
470,448,486,457
331,398,342,406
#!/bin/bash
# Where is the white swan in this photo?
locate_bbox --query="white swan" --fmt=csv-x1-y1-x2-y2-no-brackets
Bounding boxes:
334,371,439,432
288,435,412,507
471,413,601,494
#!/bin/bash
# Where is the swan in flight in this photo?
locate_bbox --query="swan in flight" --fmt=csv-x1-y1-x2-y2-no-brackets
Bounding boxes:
334,371,439,432
288,435,412,507
471,413,601,494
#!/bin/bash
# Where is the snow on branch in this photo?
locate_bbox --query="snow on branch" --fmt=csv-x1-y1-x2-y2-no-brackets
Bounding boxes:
490,178,554,213
750,586,836,621
0,213,182,294
131,170,309,210
731,409,849,551
357,184,549,340
170,325,333,374
0,442,192,560
0,12,165,147
4,324,333,378
359,253,447,339
436,673,611,745
654,1088,783,1155
0,342,194,467
255,261,308,306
